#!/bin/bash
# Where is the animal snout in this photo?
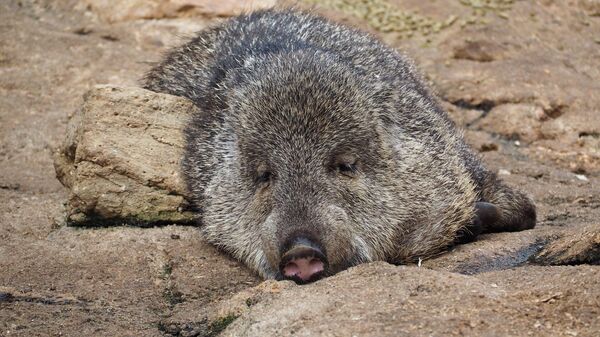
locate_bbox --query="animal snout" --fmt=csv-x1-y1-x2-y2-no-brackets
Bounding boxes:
279,237,327,283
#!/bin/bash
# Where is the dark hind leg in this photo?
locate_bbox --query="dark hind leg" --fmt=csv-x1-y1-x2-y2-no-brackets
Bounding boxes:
456,173,536,244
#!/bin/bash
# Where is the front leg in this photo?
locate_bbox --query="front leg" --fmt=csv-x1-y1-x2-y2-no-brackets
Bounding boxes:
479,173,537,233
455,202,502,244
455,170,537,245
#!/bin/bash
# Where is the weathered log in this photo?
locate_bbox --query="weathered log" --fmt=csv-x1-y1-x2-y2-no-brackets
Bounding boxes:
54,85,197,226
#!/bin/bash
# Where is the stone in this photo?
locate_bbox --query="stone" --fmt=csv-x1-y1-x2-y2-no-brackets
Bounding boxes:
531,224,600,265
472,103,546,143
221,262,600,336
422,229,554,274
452,39,504,62
54,85,196,226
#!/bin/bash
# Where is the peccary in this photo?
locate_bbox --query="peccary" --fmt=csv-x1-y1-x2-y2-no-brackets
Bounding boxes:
143,9,536,283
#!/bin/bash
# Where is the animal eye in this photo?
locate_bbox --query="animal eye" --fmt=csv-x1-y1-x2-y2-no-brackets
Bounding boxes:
257,171,272,184
337,163,357,177
338,163,354,172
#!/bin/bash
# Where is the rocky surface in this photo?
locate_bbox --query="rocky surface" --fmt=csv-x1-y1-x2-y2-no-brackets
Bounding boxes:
1,0,600,336
77,0,277,23
220,263,600,337
532,223,600,266
54,86,196,226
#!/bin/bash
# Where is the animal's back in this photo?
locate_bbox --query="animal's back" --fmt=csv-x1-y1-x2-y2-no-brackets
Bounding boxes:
144,10,423,110
144,9,476,183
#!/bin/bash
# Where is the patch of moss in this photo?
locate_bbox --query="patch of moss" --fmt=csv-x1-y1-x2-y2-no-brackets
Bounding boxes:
161,261,173,280
245,296,259,307
302,0,515,38
163,287,184,306
207,314,239,336
302,0,457,38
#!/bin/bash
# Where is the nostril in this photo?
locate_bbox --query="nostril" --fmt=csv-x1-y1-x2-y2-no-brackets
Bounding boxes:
307,258,325,275
283,261,300,277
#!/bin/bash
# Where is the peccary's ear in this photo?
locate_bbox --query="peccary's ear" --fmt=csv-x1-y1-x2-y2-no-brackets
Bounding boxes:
454,202,501,244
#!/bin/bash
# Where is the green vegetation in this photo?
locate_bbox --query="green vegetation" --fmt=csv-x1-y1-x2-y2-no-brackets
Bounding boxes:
302,0,515,38
207,314,239,336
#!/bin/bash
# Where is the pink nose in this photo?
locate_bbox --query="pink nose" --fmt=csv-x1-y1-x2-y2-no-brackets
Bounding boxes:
282,257,325,281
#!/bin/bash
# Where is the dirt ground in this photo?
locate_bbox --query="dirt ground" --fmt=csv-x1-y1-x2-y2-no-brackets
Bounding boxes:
0,0,599,336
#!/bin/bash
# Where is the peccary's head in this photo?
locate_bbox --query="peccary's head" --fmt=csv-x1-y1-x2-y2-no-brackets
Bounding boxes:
183,50,474,282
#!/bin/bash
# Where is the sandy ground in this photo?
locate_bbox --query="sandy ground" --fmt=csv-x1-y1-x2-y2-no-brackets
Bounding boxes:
1,0,599,336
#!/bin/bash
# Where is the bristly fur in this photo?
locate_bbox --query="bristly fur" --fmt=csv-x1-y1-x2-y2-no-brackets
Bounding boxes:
143,8,536,279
